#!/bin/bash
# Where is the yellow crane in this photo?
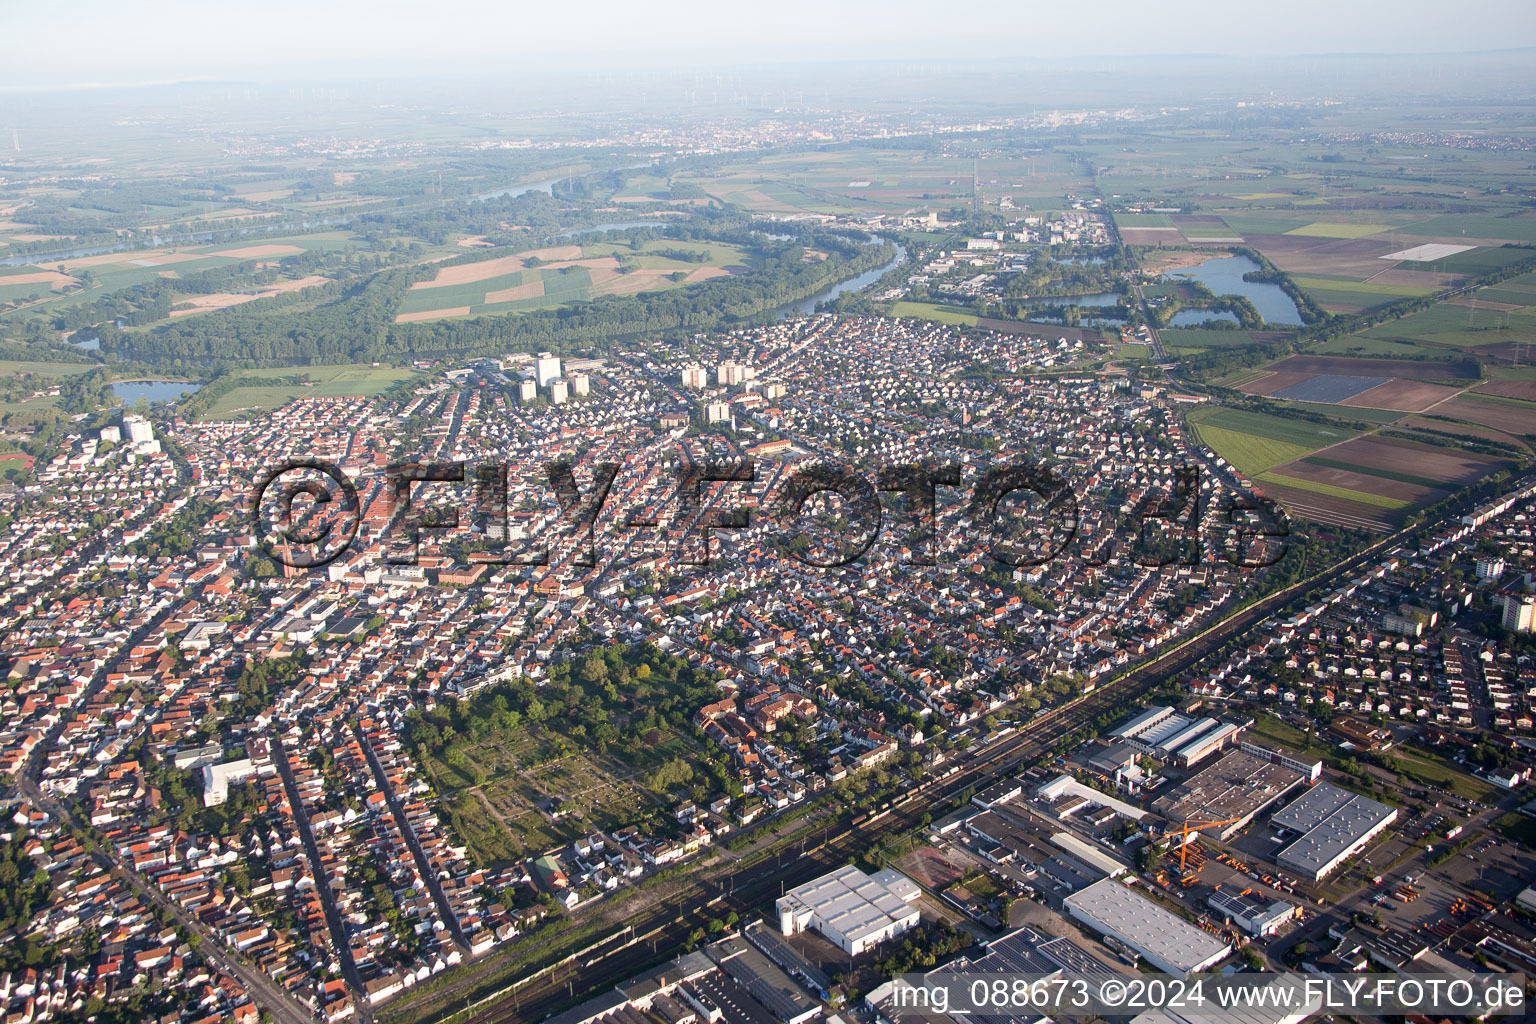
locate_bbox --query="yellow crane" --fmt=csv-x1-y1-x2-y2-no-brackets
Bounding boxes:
1175,816,1247,873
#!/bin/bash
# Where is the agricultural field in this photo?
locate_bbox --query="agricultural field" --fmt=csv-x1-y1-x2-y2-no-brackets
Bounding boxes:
1199,404,1511,530
1187,406,1361,476
0,230,401,324
651,148,1094,218
1290,274,1437,314
395,239,749,321
1182,405,1510,530
1156,328,1258,349
1240,369,1467,414
888,300,977,326
1357,301,1536,357
0,359,99,377
194,364,416,419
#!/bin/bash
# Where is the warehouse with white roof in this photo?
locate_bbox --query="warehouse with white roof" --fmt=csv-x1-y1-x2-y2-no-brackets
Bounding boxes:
1064,879,1230,977
1272,782,1397,881
776,864,920,955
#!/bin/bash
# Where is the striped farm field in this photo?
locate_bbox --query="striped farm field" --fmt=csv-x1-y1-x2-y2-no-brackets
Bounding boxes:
1300,456,1445,490
1196,424,1311,475
1292,276,1437,297
1257,471,1409,509
1188,406,1362,478
1215,368,1268,389
1283,222,1393,238
1193,407,1362,449
395,239,748,321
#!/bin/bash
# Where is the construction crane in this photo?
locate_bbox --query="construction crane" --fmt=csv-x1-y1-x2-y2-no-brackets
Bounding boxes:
1175,816,1247,872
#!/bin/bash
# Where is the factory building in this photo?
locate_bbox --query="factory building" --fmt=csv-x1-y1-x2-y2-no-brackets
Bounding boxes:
1208,887,1299,937
1238,740,1323,782
776,865,919,956
1110,706,1245,766
1063,879,1230,977
1272,782,1398,881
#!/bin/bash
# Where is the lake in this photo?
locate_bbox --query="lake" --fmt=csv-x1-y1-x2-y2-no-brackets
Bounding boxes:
1164,254,1301,325
1055,292,1124,307
112,380,202,405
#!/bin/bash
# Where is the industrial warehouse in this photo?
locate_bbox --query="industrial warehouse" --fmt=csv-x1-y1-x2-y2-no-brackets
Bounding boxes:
1110,706,1247,767
1063,878,1231,976
1152,748,1310,840
776,865,921,955
1271,782,1399,881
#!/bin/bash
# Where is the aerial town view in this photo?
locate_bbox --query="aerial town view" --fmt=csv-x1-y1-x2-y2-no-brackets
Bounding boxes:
2,2,1536,1023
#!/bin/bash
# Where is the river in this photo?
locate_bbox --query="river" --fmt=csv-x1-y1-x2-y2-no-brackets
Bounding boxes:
775,245,905,317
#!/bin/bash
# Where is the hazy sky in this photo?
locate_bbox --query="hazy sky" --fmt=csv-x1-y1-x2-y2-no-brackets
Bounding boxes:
4,0,1535,88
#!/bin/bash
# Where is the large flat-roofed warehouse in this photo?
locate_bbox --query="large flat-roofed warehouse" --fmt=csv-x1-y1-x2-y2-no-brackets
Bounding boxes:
1063,878,1230,977
1152,749,1305,839
776,864,920,955
1271,782,1397,881
1109,707,1243,766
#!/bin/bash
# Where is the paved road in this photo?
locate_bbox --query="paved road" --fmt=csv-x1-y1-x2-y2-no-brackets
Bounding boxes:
442,497,1464,1024
354,723,470,949
272,733,374,1021
16,772,320,1024
1132,283,1168,361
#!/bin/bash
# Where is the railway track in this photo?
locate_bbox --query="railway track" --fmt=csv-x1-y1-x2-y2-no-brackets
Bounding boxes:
436,508,1437,1024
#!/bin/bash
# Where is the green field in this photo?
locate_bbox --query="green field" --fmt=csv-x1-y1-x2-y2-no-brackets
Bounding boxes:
0,360,99,377
1195,407,1362,448
1158,328,1257,349
396,239,750,320
1360,301,1536,350
1309,334,1451,358
1177,221,1243,239
889,300,978,326
1114,212,1174,228
1472,270,1536,306
1189,406,1361,476
1292,275,1437,298
1192,422,1314,475
198,365,415,418
1258,471,1408,509
1251,714,1334,761
1284,222,1393,239
1392,747,1503,804
1398,215,1536,244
